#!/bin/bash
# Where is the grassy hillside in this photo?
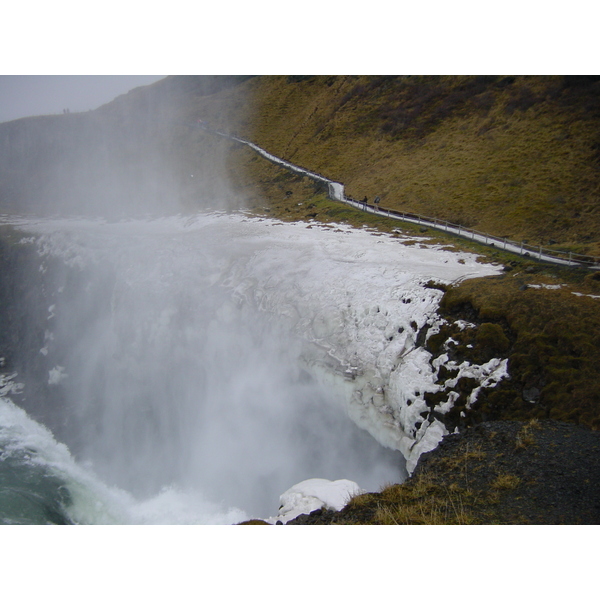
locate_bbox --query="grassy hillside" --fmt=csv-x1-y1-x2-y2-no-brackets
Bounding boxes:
433,267,600,430
237,75,600,257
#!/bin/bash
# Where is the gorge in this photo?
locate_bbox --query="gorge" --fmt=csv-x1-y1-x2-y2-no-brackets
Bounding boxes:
1,76,599,525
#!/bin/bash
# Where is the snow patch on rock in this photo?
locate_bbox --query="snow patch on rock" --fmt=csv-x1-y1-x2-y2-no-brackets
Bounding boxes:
267,478,364,524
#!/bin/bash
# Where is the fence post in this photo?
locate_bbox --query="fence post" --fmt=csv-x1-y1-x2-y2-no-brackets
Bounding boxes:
503,238,507,250
520,241,523,255
539,245,542,260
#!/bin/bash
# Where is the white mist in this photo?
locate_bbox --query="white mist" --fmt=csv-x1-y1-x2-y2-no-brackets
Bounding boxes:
14,213,406,521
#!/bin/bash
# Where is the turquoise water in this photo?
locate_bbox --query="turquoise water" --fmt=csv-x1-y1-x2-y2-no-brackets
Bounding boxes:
0,443,72,525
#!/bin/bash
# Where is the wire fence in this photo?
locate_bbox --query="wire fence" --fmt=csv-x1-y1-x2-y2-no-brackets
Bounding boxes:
198,122,600,270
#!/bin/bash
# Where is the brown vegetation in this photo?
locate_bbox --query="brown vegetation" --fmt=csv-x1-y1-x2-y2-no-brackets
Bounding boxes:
237,75,600,257
4,76,600,524
283,420,600,524
437,270,600,430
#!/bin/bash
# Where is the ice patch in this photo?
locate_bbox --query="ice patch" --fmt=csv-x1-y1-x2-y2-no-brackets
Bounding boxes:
6,212,506,515
454,320,476,330
48,366,67,385
0,373,24,397
268,478,364,524
527,283,564,290
406,419,448,474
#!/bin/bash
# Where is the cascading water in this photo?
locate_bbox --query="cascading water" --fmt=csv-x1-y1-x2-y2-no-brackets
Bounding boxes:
1,212,412,524
0,206,504,524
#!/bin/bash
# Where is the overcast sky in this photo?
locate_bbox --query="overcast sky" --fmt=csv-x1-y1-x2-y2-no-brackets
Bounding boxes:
0,5,594,125
0,76,166,123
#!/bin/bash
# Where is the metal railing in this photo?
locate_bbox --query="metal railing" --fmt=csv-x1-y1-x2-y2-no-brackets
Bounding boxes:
345,199,600,269
196,122,600,270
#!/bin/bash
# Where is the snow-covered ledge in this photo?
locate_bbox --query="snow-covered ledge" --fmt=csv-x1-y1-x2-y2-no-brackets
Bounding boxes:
216,218,506,477
266,478,364,524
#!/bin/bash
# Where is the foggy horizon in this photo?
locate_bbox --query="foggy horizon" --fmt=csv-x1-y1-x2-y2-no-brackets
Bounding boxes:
0,75,166,124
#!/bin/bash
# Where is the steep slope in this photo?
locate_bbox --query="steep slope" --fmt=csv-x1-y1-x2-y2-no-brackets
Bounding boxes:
4,75,599,258
238,75,600,257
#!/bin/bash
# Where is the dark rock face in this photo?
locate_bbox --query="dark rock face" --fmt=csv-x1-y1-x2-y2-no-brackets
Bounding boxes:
414,420,600,524
284,420,600,524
